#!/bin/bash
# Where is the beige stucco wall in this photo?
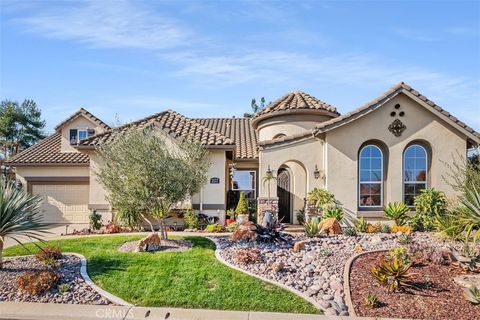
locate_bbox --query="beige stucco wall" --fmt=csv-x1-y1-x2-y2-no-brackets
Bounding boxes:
60,116,107,152
325,93,467,220
15,166,90,188
257,114,334,141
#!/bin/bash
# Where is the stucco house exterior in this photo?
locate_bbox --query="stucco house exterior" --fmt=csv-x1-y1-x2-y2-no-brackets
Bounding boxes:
6,82,480,226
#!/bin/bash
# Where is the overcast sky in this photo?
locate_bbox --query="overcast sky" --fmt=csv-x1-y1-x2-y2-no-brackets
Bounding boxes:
1,0,479,133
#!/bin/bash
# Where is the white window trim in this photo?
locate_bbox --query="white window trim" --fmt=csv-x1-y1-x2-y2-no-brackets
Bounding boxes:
402,144,428,205
232,170,256,199
358,145,384,208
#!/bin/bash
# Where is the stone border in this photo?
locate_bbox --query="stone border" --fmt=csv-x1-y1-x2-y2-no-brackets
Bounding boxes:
208,237,326,313
4,253,132,307
343,249,389,317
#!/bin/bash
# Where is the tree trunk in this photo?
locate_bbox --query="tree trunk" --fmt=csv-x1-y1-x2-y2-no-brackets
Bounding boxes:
140,213,155,233
0,238,4,269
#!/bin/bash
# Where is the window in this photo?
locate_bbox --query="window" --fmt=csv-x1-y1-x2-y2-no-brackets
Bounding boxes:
69,129,78,145
78,130,88,141
232,170,256,199
403,144,427,206
273,133,286,140
359,145,383,207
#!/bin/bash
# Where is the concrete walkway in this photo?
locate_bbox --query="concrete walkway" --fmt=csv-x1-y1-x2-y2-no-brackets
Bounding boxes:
0,302,400,320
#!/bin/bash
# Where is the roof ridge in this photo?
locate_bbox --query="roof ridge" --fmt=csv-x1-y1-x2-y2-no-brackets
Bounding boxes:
54,108,110,131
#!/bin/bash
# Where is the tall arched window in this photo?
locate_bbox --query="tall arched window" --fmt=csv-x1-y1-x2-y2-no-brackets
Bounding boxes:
359,145,383,207
403,144,428,206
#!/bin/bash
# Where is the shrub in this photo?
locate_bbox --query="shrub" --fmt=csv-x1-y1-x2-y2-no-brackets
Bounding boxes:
323,207,344,221
380,223,391,233
306,188,336,209
89,210,102,230
343,227,357,237
354,217,368,232
412,188,447,231
205,223,223,233
383,202,410,226
36,246,62,265
371,257,414,292
304,220,320,237
464,286,480,304
58,283,70,294
184,209,199,229
236,192,249,216
366,222,381,233
102,222,121,234
391,225,413,234
226,208,236,221
233,248,261,264
364,293,380,309
230,221,256,242
16,270,60,295
296,208,306,225
226,221,238,232
434,213,464,240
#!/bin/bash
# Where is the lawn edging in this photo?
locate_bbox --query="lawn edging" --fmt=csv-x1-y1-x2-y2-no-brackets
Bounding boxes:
208,237,326,313
67,252,133,307
342,249,389,317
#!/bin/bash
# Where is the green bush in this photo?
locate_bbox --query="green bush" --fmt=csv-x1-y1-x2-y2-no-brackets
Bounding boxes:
89,210,102,230
205,223,223,233
226,222,238,232
323,207,344,221
412,188,447,231
383,202,410,226
236,192,248,215
380,223,391,234
306,188,336,209
183,209,199,229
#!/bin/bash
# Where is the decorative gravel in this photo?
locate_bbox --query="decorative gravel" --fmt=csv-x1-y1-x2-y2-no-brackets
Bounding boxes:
215,232,457,316
118,239,192,253
0,255,111,305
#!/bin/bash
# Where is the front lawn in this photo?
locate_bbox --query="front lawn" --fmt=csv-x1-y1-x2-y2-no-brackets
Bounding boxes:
4,235,319,314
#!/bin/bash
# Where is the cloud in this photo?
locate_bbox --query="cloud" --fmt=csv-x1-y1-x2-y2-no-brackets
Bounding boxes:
18,0,195,50
393,28,440,42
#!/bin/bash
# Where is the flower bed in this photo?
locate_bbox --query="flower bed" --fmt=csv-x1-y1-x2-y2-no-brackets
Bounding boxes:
0,255,111,305
349,250,480,319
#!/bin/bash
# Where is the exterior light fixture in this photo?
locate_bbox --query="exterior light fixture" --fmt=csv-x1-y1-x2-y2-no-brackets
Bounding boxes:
266,165,272,175
314,165,320,179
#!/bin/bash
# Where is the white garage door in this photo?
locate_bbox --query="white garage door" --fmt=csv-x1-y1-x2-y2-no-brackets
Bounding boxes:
32,184,89,224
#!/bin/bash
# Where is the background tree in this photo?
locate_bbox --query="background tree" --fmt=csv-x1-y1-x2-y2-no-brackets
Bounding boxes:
0,99,46,159
95,126,211,239
244,97,266,118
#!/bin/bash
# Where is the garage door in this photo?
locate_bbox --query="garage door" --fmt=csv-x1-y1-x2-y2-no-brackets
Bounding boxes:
32,184,89,224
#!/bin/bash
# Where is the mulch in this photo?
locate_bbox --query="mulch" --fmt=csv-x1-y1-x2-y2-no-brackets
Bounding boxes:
349,251,480,320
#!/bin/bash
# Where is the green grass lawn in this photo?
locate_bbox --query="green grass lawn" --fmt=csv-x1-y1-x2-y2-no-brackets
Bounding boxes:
4,235,319,314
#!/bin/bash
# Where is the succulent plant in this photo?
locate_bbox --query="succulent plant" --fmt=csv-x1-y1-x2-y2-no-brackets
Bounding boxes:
343,227,357,237
304,220,320,237
380,223,391,233
364,293,380,309
383,202,410,226
464,286,480,304
354,217,368,233
371,256,414,292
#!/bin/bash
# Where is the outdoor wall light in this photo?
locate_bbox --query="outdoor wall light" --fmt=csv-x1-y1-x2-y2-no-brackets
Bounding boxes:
266,165,272,175
314,165,320,179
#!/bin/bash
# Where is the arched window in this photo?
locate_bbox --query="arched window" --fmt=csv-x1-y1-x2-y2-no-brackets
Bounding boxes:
403,144,428,206
273,133,286,140
359,145,383,207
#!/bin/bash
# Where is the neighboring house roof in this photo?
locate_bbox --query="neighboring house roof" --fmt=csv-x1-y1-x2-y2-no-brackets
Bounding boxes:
312,82,480,144
54,108,111,131
78,110,234,149
5,133,89,166
252,90,340,128
194,118,258,159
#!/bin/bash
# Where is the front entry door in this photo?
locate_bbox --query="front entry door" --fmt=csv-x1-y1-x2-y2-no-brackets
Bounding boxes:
277,169,291,223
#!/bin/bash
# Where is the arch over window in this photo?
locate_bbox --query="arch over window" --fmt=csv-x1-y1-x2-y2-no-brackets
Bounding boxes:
403,144,428,206
359,145,383,207
273,133,286,140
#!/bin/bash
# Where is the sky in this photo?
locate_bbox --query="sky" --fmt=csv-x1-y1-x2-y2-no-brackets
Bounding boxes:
1,0,479,133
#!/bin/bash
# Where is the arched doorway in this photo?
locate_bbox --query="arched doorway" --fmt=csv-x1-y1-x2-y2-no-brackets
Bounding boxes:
277,168,291,223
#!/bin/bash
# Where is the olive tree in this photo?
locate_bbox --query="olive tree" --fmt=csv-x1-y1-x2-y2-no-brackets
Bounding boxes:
95,126,210,239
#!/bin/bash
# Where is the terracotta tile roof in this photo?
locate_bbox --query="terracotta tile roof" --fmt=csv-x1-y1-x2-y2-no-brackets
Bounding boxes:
252,90,340,126
194,118,258,159
313,82,480,144
6,133,89,165
78,110,234,148
54,108,111,131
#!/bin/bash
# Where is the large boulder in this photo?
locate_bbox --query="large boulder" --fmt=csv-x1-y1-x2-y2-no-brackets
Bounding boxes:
137,233,161,252
319,218,342,236
292,240,307,253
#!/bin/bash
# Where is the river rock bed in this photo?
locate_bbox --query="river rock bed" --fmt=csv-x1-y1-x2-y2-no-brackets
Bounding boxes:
0,255,111,305
215,232,453,316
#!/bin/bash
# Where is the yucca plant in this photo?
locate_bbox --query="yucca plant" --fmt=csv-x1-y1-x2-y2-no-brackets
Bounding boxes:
383,202,410,226
456,184,480,243
323,207,344,221
371,256,414,292
304,220,320,237
0,179,51,268
464,286,480,304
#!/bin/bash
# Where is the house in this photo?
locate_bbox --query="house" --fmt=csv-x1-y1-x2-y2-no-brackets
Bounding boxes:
6,83,480,225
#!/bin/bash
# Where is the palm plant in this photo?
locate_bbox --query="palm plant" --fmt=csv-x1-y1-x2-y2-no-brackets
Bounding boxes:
383,202,410,226
0,179,51,268
262,166,277,210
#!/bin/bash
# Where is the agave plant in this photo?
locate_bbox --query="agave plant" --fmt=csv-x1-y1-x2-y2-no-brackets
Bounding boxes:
304,220,320,237
383,202,410,226
371,256,415,292
464,286,480,304
354,217,368,232
323,207,344,221
457,184,480,243
0,180,51,268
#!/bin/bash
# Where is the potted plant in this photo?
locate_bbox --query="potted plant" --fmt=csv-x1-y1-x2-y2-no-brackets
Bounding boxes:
226,208,235,225
305,188,337,221
236,192,249,224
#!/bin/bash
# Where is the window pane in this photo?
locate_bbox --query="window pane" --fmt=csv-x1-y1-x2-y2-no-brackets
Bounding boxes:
233,171,255,191
360,170,370,181
403,145,428,204
371,170,382,182
360,183,382,206
78,130,87,140
371,147,381,158
359,145,383,207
